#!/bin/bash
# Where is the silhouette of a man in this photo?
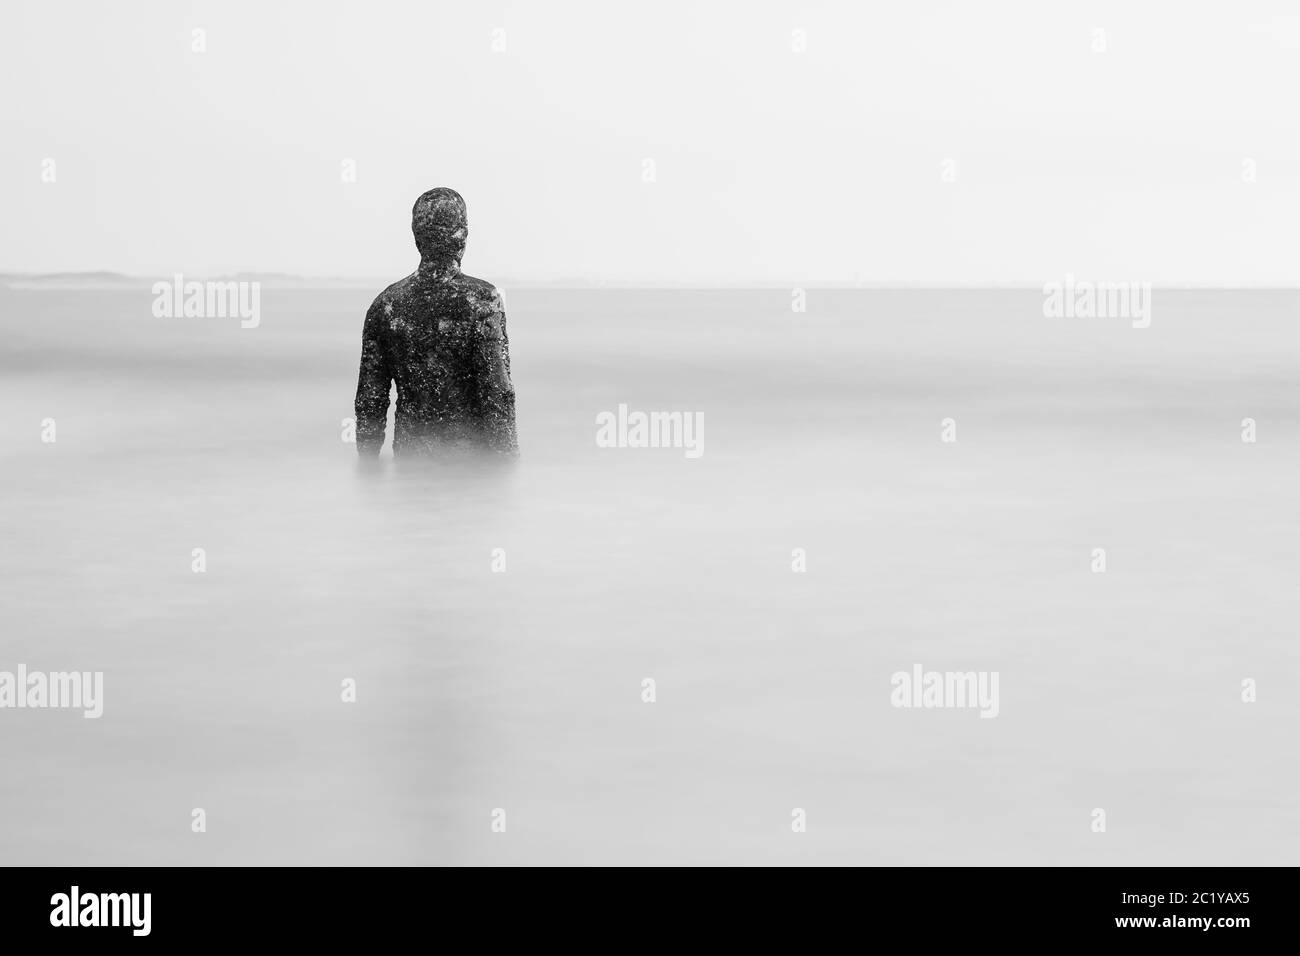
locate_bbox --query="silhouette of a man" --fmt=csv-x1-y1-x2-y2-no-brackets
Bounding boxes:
354,188,518,458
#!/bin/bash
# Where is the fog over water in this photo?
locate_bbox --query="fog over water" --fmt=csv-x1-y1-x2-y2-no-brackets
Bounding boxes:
1,287,1296,864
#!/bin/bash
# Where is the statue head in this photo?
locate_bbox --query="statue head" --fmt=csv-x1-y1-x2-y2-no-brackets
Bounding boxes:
412,187,468,265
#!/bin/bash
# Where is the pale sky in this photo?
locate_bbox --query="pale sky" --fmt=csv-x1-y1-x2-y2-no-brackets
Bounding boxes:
2,0,1298,284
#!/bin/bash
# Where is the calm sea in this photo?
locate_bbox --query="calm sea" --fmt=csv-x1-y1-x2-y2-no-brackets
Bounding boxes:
1,286,1296,864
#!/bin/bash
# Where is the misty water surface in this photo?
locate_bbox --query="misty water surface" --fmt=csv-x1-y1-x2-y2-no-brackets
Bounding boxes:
0,287,1296,864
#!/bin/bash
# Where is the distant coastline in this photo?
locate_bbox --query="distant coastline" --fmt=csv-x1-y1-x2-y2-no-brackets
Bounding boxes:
0,272,381,291
2,273,1298,292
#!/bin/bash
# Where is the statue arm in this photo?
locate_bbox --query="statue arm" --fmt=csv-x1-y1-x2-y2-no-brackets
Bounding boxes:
476,291,519,456
354,300,392,456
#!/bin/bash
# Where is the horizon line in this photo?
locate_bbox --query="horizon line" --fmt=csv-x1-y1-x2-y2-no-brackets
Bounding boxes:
3,271,1299,291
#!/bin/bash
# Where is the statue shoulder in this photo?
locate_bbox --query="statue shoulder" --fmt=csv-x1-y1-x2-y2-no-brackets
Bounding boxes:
458,275,507,333
367,273,418,319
